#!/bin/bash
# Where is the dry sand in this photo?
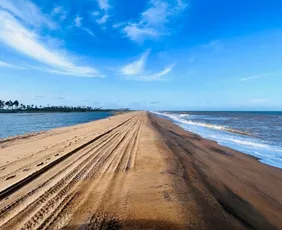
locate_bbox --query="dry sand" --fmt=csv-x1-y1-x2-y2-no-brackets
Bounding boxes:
0,111,281,229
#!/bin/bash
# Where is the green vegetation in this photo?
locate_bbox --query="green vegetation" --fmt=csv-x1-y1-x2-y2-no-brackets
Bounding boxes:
0,100,129,113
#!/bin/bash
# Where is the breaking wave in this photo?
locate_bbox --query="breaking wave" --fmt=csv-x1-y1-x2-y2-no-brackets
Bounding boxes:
152,111,282,169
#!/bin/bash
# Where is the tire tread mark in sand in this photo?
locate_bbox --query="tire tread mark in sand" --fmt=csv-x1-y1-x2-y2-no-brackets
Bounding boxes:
2,117,139,229
0,123,134,228
21,194,76,230
84,117,141,221
126,116,143,171
0,116,135,200
103,118,140,174
46,116,142,229
115,118,141,173
21,117,139,229
39,193,77,230
0,123,123,216
0,118,137,228
84,214,122,230
0,130,121,225
0,119,133,182
85,117,140,178
0,136,82,178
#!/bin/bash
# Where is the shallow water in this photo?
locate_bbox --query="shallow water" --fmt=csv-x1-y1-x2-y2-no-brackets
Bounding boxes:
153,111,282,169
0,112,113,139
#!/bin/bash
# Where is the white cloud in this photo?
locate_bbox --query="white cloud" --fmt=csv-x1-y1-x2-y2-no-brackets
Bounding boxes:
121,0,186,42
0,61,26,69
0,11,101,77
96,14,110,24
73,15,95,37
120,50,174,81
123,23,159,42
240,75,261,81
112,22,126,29
121,50,150,75
141,0,168,26
175,0,188,11
82,27,95,37
0,0,56,29
137,64,175,81
52,6,67,21
29,65,103,78
74,15,82,27
97,0,110,11
92,11,100,16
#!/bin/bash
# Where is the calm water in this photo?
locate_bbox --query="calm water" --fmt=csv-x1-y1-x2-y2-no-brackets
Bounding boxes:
0,112,113,139
153,111,282,169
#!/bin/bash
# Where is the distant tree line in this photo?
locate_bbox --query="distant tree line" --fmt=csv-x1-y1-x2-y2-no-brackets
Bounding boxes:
0,100,129,113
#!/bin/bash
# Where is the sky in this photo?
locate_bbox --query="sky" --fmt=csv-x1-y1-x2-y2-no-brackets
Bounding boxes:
0,0,282,111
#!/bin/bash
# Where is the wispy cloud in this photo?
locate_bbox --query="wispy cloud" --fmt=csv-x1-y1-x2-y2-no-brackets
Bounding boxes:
96,14,110,24
73,15,95,37
202,40,223,51
121,0,187,42
141,0,169,26
121,50,150,75
176,0,188,11
52,6,67,21
112,22,127,29
97,0,110,11
0,60,26,70
28,65,103,78
93,1,111,26
120,50,174,81
0,0,56,29
74,15,82,27
92,11,100,16
82,28,95,37
137,64,175,81
240,75,262,81
0,11,101,77
123,23,160,42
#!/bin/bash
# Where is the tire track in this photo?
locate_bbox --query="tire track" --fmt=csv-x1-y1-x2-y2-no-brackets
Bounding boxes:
0,113,144,230
40,116,143,229
0,116,139,229
20,116,140,229
0,128,121,225
0,116,135,200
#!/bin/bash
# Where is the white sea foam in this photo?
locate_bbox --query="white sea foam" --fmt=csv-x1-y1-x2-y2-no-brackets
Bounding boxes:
152,111,282,169
153,112,249,135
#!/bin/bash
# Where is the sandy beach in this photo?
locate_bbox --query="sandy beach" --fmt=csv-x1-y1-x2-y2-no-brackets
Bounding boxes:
0,111,281,230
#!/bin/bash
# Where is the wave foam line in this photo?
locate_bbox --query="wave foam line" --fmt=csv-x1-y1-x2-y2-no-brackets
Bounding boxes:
153,112,251,136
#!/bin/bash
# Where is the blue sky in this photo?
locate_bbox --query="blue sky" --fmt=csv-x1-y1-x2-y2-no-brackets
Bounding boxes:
0,0,282,110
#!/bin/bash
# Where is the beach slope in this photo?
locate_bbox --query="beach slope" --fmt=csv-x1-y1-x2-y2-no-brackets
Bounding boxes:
0,112,281,229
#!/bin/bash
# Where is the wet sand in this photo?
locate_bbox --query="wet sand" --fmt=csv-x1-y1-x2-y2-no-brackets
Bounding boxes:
0,111,281,229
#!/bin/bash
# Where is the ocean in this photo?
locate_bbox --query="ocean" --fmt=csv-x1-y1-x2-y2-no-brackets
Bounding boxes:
0,112,113,139
153,111,282,169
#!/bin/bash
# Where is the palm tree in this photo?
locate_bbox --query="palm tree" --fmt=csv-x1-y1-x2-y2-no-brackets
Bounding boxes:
0,100,4,109
13,100,19,109
5,100,13,109
20,103,26,110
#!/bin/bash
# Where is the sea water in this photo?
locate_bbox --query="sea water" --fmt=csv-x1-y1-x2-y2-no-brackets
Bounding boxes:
153,111,282,169
0,112,113,139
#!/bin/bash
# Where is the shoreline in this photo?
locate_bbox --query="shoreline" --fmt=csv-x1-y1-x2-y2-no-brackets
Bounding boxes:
0,112,281,229
154,111,282,170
